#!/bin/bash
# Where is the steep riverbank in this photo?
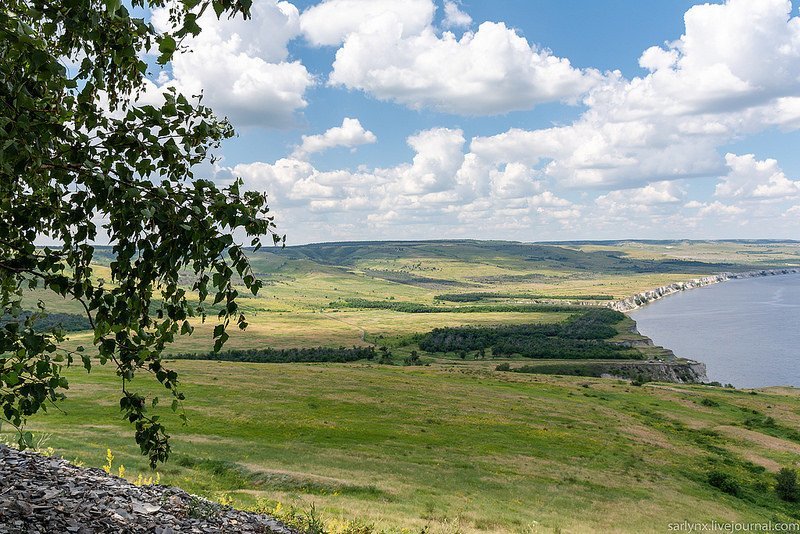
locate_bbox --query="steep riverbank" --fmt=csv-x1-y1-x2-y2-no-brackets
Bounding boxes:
629,272,800,388
611,268,800,312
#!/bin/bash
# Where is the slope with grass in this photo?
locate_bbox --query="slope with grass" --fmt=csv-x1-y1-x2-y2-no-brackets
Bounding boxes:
9,361,800,533
5,240,800,532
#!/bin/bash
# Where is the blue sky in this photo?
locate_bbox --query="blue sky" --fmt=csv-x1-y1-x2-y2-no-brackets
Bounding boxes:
143,0,800,243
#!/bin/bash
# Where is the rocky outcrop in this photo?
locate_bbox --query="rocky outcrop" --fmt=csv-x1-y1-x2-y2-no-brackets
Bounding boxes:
506,359,709,383
599,360,709,383
0,445,295,534
611,268,800,312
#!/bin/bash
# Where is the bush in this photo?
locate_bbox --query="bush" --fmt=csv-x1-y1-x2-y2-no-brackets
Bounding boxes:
630,375,649,387
403,350,421,366
707,470,741,496
495,363,511,371
776,467,800,502
700,398,720,407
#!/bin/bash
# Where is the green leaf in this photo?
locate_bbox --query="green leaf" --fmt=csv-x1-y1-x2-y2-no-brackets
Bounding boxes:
3,371,19,387
213,324,224,338
105,0,122,15
157,36,177,64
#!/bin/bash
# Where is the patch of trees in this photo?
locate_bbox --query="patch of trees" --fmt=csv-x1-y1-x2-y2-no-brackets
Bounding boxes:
0,312,91,332
434,292,614,302
171,346,376,364
419,309,640,360
330,298,583,314
496,362,645,377
493,339,638,359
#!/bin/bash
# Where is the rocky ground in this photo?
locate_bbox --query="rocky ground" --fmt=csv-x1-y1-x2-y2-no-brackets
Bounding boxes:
0,445,296,534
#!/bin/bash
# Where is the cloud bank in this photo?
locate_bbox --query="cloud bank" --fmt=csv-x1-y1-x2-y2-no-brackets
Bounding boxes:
153,0,800,242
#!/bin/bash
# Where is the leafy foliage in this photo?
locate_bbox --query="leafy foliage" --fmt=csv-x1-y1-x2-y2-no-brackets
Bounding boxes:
171,346,376,364
1,0,282,466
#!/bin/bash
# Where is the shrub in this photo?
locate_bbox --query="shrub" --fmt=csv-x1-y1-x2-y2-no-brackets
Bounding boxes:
630,376,649,387
403,351,421,366
776,467,800,502
700,398,720,407
707,470,741,496
495,363,511,371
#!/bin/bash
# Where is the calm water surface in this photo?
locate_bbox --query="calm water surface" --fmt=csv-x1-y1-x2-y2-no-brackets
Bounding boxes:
630,274,800,388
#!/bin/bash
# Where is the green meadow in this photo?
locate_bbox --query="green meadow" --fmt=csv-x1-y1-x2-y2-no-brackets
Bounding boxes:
5,240,800,532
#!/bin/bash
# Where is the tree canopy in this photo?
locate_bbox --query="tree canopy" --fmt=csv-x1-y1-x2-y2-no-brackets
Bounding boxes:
0,0,282,466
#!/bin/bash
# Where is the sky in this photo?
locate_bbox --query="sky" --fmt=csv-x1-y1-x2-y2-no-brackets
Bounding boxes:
141,0,800,244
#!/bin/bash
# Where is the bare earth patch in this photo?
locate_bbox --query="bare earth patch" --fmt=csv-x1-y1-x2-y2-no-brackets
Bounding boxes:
715,425,800,455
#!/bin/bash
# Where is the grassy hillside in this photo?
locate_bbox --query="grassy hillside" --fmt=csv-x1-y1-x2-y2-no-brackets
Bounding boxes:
4,240,800,532
13,361,800,533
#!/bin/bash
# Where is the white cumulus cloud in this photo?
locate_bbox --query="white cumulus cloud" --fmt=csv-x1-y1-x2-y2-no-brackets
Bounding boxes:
291,118,377,160
209,0,800,242
463,0,800,190
299,0,435,46
150,0,314,127
320,3,601,115
442,1,472,29
716,153,800,199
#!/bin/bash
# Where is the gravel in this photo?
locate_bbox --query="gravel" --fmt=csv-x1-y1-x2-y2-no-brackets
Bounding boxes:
0,445,297,534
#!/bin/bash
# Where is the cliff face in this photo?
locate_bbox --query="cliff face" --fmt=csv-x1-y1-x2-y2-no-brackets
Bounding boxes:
599,361,709,383
612,268,800,312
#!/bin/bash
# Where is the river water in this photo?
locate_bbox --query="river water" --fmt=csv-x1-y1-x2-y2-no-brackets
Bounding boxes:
629,274,800,388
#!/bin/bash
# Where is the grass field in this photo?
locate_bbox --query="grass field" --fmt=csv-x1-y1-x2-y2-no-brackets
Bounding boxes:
4,240,800,532
13,361,800,533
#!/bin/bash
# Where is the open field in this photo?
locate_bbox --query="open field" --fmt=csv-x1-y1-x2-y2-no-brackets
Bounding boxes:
10,361,800,533
5,240,800,532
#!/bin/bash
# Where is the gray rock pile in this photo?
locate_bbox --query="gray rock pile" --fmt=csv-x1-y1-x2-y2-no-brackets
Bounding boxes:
0,445,296,534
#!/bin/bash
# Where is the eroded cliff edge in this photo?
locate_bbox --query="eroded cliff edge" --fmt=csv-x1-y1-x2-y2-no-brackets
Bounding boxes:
600,267,800,384
611,268,800,312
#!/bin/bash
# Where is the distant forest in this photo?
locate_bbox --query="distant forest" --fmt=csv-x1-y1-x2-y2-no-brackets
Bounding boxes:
0,312,91,332
330,298,583,314
419,309,640,360
171,346,376,364
434,292,615,302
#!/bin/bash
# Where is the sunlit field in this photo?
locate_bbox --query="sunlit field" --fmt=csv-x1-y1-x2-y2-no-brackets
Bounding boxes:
6,240,800,532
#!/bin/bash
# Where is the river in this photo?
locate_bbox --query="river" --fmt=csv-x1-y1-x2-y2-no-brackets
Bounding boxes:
629,273,800,388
